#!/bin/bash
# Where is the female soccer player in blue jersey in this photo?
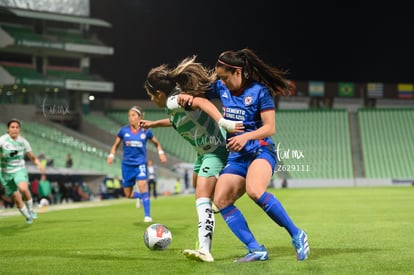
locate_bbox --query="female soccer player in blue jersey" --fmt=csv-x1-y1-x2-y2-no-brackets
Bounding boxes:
0,118,45,224
107,106,167,223
177,49,310,262
141,57,242,262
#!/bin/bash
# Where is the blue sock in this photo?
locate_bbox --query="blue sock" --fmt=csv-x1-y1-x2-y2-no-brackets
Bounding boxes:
141,192,150,217
220,205,261,250
132,191,141,199
256,191,299,237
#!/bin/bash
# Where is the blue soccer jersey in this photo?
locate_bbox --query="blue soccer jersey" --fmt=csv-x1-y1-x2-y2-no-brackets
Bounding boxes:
117,125,153,165
209,80,275,154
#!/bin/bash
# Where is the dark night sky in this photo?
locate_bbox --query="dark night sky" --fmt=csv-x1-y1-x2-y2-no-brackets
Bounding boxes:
89,0,414,99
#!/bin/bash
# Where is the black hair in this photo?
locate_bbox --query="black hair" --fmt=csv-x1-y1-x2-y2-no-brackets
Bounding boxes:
7,118,21,128
216,48,291,96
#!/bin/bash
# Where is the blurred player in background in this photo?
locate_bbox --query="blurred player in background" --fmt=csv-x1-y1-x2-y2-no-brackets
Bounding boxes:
107,106,167,223
0,118,45,224
146,159,157,199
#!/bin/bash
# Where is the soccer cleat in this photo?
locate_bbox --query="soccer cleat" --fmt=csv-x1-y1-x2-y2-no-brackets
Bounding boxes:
183,249,214,262
30,211,38,220
292,229,310,261
26,217,33,224
234,245,268,262
144,216,152,223
211,203,220,214
136,199,141,208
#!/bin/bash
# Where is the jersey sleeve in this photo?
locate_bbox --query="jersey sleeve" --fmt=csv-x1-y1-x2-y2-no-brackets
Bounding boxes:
0,135,5,147
146,129,154,139
166,95,182,110
206,81,222,100
117,126,124,139
258,86,275,112
22,137,33,152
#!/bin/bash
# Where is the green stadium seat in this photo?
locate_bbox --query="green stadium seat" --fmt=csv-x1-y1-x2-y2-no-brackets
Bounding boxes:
358,108,414,179
20,122,113,173
274,109,353,179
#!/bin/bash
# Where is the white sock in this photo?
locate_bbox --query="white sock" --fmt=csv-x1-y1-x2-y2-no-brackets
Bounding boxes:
196,197,214,252
25,198,34,212
18,205,31,219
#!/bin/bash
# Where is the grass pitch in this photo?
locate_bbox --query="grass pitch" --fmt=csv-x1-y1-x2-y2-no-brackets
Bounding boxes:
0,186,413,274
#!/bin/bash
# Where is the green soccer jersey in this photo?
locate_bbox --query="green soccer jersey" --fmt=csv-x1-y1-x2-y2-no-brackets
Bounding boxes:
0,133,32,174
166,95,226,156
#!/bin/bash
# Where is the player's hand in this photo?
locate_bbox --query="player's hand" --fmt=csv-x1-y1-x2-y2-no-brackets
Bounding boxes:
218,118,244,133
107,154,114,165
159,153,167,163
226,134,248,152
38,163,46,174
177,94,193,107
140,120,153,129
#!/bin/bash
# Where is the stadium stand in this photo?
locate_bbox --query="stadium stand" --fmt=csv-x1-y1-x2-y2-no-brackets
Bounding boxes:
0,6,114,129
274,109,353,179
1,62,43,79
83,113,121,135
358,108,414,179
2,102,412,184
18,121,121,176
45,28,106,46
45,66,98,81
0,23,44,42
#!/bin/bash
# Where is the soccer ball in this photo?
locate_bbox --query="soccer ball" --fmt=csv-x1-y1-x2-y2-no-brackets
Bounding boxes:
39,198,49,207
143,223,172,250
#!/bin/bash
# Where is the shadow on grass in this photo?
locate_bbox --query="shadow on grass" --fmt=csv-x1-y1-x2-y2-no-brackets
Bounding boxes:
0,247,185,261
267,246,382,260
0,223,33,235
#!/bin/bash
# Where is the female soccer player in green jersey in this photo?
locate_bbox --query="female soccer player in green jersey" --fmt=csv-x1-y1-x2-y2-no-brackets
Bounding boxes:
142,56,242,262
0,118,45,224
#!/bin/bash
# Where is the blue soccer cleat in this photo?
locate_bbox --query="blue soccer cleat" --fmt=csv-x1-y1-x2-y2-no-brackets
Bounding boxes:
234,245,269,262
30,211,38,220
292,229,310,261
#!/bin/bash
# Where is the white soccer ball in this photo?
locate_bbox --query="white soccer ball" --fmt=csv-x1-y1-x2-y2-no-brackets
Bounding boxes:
39,198,49,207
143,223,172,250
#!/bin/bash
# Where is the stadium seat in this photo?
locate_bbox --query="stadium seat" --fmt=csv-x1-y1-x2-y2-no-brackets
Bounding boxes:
358,108,414,179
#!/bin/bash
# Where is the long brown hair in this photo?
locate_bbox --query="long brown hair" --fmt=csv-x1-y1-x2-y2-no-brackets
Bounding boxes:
144,56,216,97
